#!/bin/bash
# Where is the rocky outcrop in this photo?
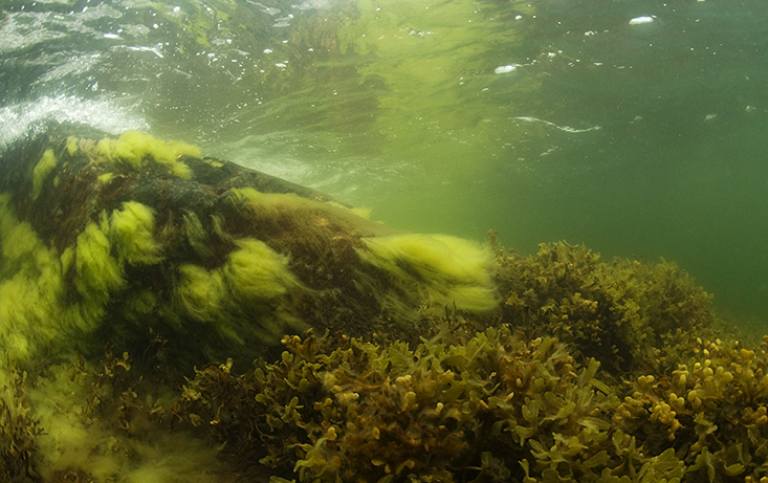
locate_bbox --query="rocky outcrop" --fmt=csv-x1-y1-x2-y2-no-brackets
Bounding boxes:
0,125,500,369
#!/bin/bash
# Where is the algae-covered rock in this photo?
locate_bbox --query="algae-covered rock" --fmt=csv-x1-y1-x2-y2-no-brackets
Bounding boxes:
0,125,500,369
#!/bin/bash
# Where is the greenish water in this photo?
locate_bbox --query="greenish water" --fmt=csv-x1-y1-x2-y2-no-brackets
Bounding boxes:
2,0,768,324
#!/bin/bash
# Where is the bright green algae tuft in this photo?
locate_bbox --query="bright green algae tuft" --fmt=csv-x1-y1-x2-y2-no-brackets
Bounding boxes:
95,131,200,178
358,233,500,313
32,148,58,200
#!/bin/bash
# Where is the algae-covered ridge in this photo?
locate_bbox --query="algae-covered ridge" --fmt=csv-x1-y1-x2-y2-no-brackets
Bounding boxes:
4,129,768,483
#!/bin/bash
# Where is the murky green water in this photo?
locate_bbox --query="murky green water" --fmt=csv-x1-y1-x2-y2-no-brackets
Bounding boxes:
2,0,768,324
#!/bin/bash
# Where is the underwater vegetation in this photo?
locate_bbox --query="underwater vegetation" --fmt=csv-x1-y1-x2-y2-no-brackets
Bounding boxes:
13,318,768,483
155,265,768,483
499,241,722,377
171,327,615,483
3,128,768,483
0,367,39,482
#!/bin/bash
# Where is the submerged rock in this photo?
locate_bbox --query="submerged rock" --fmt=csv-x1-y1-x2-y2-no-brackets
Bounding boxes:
0,125,500,369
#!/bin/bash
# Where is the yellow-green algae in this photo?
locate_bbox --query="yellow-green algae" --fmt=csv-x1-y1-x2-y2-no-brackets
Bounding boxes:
94,131,200,178
202,158,224,168
109,201,164,265
358,233,500,313
0,195,131,361
0,193,168,362
60,245,74,274
66,135,78,155
32,148,58,200
181,212,215,258
173,237,303,344
73,211,127,324
0,193,65,360
175,264,227,323
24,351,224,483
229,187,397,238
224,238,300,301
5,141,395,365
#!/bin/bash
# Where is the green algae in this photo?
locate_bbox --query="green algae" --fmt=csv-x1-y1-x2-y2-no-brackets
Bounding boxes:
32,148,58,200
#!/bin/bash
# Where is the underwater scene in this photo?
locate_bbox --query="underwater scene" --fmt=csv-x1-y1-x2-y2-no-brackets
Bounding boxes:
3,0,768,482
